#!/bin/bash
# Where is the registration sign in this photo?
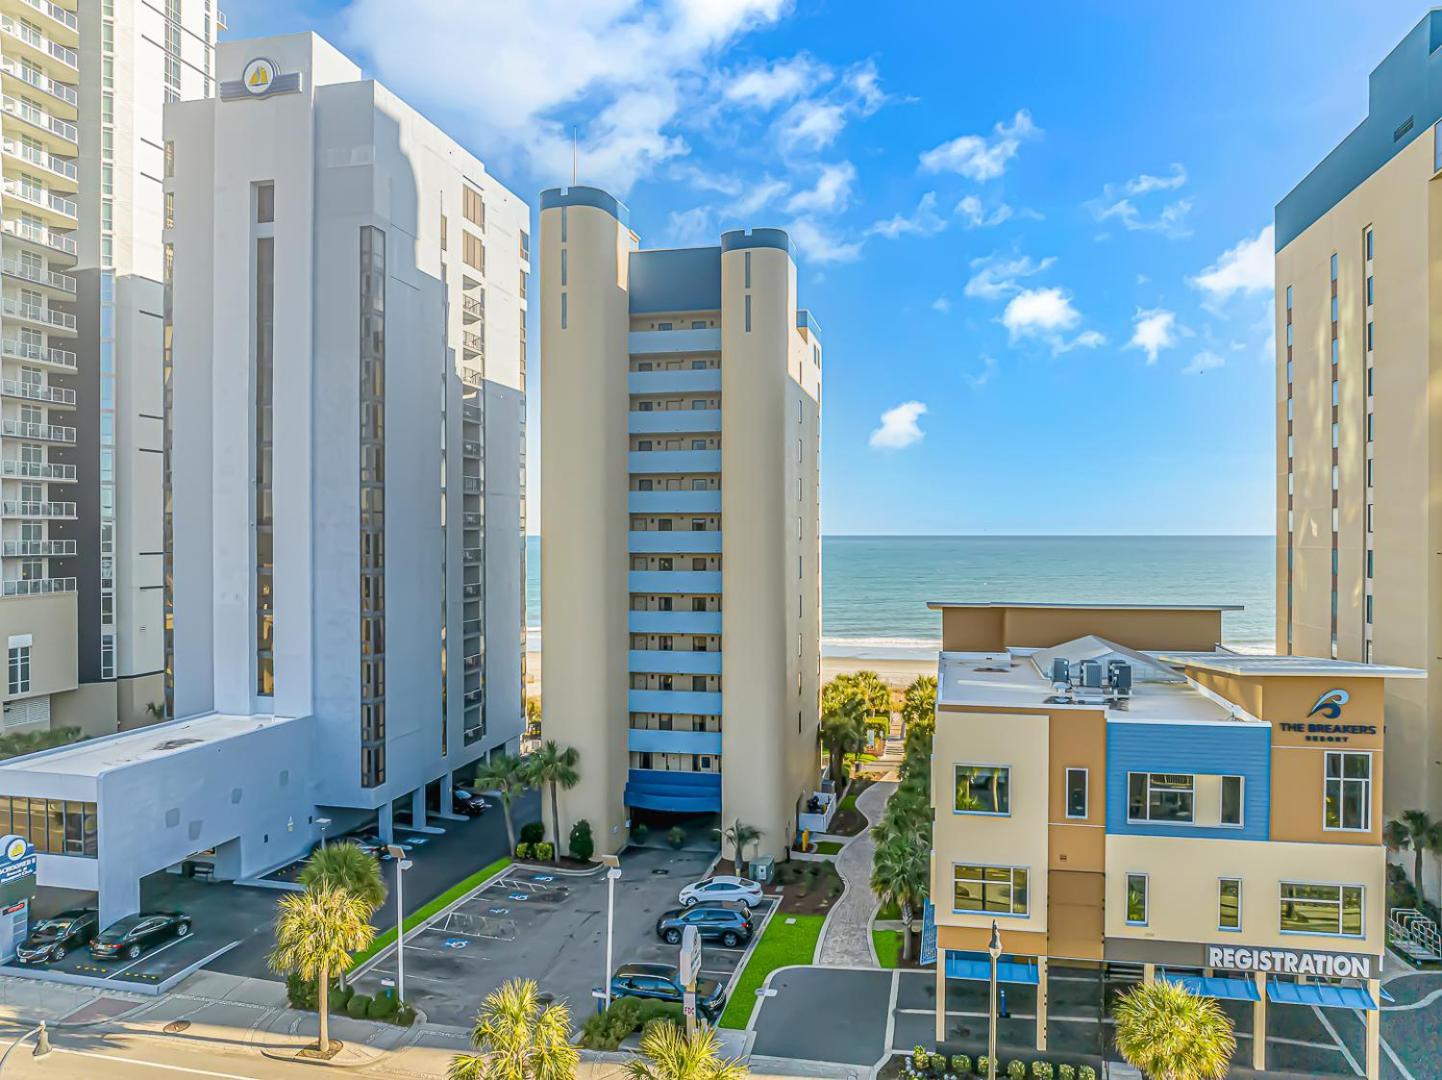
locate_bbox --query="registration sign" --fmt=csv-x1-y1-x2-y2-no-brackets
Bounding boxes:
1206,944,1379,980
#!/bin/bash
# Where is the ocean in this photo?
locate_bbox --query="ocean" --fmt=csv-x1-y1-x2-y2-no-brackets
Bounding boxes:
525,535,1275,659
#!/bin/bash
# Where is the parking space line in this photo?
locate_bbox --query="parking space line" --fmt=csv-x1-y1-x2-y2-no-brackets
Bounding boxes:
1348,1007,1415,1080
1311,1005,1364,1077
53,1048,270,1079
103,934,191,979
882,971,900,1065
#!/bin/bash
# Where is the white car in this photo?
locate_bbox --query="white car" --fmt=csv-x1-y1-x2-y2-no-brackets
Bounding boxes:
678,875,763,909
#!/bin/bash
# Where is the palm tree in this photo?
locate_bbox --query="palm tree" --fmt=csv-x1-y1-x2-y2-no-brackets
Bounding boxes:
900,674,937,736
624,1020,748,1080
448,978,578,1080
1385,810,1442,909
268,885,376,1055
870,834,928,960
473,752,531,855
1113,980,1236,1080
820,689,866,789
717,818,761,871
299,841,387,912
525,741,580,865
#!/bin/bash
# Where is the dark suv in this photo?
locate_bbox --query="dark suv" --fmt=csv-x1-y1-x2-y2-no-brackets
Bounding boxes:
609,963,727,1022
655,903,754,948
15,908,98,965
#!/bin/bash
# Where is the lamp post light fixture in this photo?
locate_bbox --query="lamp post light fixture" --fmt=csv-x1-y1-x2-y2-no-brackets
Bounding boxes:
316,817,332,850
386,846,413,1004
601,853,621,1008
987,920,1002,1080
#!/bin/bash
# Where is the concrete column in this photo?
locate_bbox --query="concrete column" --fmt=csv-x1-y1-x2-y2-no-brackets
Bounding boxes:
99,872,141,928
1251,972,1267,1072
1035,956,1048,1052
1142,963,1155,985
935,949,947,1043
433,769,468,821
410,787,426,830
377,802,394,845
1365,980,1381,1080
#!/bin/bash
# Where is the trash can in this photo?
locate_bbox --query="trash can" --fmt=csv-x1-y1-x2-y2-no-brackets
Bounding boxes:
749,855,774,884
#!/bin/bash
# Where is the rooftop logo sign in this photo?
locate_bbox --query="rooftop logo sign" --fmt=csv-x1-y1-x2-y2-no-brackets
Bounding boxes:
1308,688,1349,719
220,58,304,101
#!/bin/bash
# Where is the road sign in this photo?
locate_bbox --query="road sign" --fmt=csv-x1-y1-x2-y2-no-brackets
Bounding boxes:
679,924,702,986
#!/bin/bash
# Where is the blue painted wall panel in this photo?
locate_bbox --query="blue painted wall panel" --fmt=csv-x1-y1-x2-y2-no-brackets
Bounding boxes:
625,769,722,812
629,531,723,554
629,689,723,716
629,410,722,435
627,728,723,756
628,450,721,474
628,369,722,395
628,491,722,514
630,650,723,675
628,570,721,594
629,248,722,314
628,329,722,356
628,610,722,635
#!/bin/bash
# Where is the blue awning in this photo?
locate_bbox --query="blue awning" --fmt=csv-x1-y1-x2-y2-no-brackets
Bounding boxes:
1158,973,1260,1002
945,953,1039,985
1266,980,1377,1011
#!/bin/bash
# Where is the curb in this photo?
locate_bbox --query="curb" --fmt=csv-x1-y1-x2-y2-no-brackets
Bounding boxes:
510,859,606,877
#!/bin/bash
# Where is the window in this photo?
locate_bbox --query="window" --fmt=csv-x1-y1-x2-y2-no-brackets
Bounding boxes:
462,185,484,227
519,230,529,261
1366,229,1374,259
463,232,484,273
1280,882,1362,937
744,250,751,288
954,765,1010,815
953,864,1028,916
1127,773,1194,823
7,644,30,695
1219,878,1242,931
1330,252,1338,280
255,183,274,224
1324,752,1371,831
0,797,97,858
1065,768,1088,819
1220,775,1244,826
744,294,751,332
1125,873,1148,925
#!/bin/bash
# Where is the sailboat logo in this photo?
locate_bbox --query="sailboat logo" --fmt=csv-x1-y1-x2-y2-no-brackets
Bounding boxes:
242,58,278,96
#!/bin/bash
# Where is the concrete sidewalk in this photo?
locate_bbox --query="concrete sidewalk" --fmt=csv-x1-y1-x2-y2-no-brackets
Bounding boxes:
815,780,895,967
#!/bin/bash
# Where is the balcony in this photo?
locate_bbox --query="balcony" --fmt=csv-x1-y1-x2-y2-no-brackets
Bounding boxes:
629,409,721,436
2,539,75,556
463,476,481,494
463,617,482,639
629,530,722,555
2,460,74,481
462,402,482,424
629,649,723,676
628,490,721,514
2,178,76,223
629,328,721,356
0,53,76,115
1,256,75,293
628,727,723,756
1,420,75,443
0,94,77,152
1,217,76,260
462,330,483,355
629,570,721,594
628,368,721,395
1,137,77,186
2,499,76,518
16,0,79,41
628,688,722,716
0,339,75,369
1,379,75,406
462,439,481,457
628,449,720,474
463,546,481,565
0,14,77,70
462,295,483,322
1,576,74,596
0,296,74,332
628,609,722,635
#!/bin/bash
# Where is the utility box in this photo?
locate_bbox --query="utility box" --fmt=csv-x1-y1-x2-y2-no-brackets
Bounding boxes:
749,855,775,884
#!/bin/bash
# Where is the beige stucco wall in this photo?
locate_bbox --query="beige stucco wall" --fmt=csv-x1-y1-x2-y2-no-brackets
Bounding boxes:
1275,131,1440,820
539,202,634,852
939,605,1224,653
0,593,77,707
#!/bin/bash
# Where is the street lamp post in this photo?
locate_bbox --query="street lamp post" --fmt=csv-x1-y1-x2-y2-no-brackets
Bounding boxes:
386,846,412,1004
601,854,622,1008
316,817,332,850
987,920,1002,1080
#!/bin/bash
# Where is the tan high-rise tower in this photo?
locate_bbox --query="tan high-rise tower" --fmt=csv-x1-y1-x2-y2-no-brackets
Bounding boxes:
539,187,821,860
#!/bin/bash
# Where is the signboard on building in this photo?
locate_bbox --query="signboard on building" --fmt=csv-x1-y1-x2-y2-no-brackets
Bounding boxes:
1206,943,1379,980
919,899,937,967
0,835,36,902
219,58,304,101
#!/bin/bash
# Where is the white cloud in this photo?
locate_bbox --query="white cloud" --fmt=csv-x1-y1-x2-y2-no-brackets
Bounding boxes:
868,192,946,239
1001,287,1105,354
965,355,998,389
870,401,927,449
932,296,952,313
785,161,856,214
724,53,827,109
919,109,1040,181
1191,225,1275,302
964,253,1056,301
1127,308,1179,364
1184,350,1225,375
665,206,715,246
786,218,862,264
1090,164,1191,238
729,176,790,217
955,195,1014,229
341,0,792,193
1122,163,1187,196
773,59,888,152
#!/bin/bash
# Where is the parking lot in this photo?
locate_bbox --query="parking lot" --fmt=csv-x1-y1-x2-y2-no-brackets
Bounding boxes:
349,846,757,1029
752,965,1438,1079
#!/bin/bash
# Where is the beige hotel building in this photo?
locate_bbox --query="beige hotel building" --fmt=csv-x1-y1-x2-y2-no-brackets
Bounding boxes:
538,187,821,859
1275,9,1442,847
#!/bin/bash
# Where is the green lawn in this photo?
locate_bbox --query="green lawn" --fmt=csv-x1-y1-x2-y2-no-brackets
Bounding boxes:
838,793,858,813
872,929,902,969
812,841,844,856
876,898,900,921
719,913,825,1028
351,856,511,967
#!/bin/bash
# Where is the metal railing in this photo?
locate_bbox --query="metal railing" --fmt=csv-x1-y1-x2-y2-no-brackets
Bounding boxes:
462,295,483,319
0,420,75,442
462,476,481,494
1,93,77,142
0,296,75,330
0,54,77,107
0,14,77,68
2,539,75,556
2,137,77,181
0,339,75,367
0,379,75,405
1,500,76,517
0,256,76,292
1,576,75,595
462,331,483,353
0,217,76,255
2,461,75,481
17,0,78,34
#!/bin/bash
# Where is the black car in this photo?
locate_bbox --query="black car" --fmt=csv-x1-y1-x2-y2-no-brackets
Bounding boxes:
655,903,754,948
609,962,726,1022
90,912,192,961
15,908,98,965
452,788,491,816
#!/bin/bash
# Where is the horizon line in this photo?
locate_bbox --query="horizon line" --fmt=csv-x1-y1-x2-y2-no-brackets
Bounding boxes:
524,532,1276,539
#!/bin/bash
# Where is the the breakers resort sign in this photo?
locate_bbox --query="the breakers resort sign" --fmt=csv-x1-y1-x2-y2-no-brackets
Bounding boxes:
1206,944,1376,980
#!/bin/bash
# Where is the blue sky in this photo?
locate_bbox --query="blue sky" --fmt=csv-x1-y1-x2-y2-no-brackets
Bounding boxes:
228,1,1430,535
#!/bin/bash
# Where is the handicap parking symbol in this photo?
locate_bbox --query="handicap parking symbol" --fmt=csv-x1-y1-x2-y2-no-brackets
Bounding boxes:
408,837,429,846
508,893,531,901
443,938,469,950
533,875,554,883
488,907,511,915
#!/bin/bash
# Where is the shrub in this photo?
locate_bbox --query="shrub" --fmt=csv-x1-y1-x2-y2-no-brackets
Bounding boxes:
1078,1068,1097,1080
368,993,398,1020
569,819,594,862
346,993,372,1020
1031,1063,1053,1080
284,973,315,1010
667,825,687,849
912,1046,930,1071
976,1057,991,1077
1007,1062,1026,1080
633,822,650,842
930,1053,947,1073
394,1003,416,1027
515,842,532,859
951,1055,971,1075
520,821,545,845
330,984,354,1012
533,841,555,861
1058,1066,1076,1080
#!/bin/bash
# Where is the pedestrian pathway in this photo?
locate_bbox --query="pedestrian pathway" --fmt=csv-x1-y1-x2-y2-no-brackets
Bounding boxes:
815,779,896,967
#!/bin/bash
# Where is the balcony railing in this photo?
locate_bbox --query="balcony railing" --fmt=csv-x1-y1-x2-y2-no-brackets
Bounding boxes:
2,137,76,182
1,460,74,481
0,15,77,68
0,296,75,331
0,256,75,292
462,476,481,494
1,217,76,256
463,547,481,565
17,0,78,34
1,576,75,595
461,402,481,424
0,54,77,108
0,339,75,368
462,295,483,320
1,420,75,443
2,539,75,556
1,379,75,405
463,440,481,457
1,500,75,517
3,180,76,219
463,618,482,638
1,94,77,143
462,331,483,354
